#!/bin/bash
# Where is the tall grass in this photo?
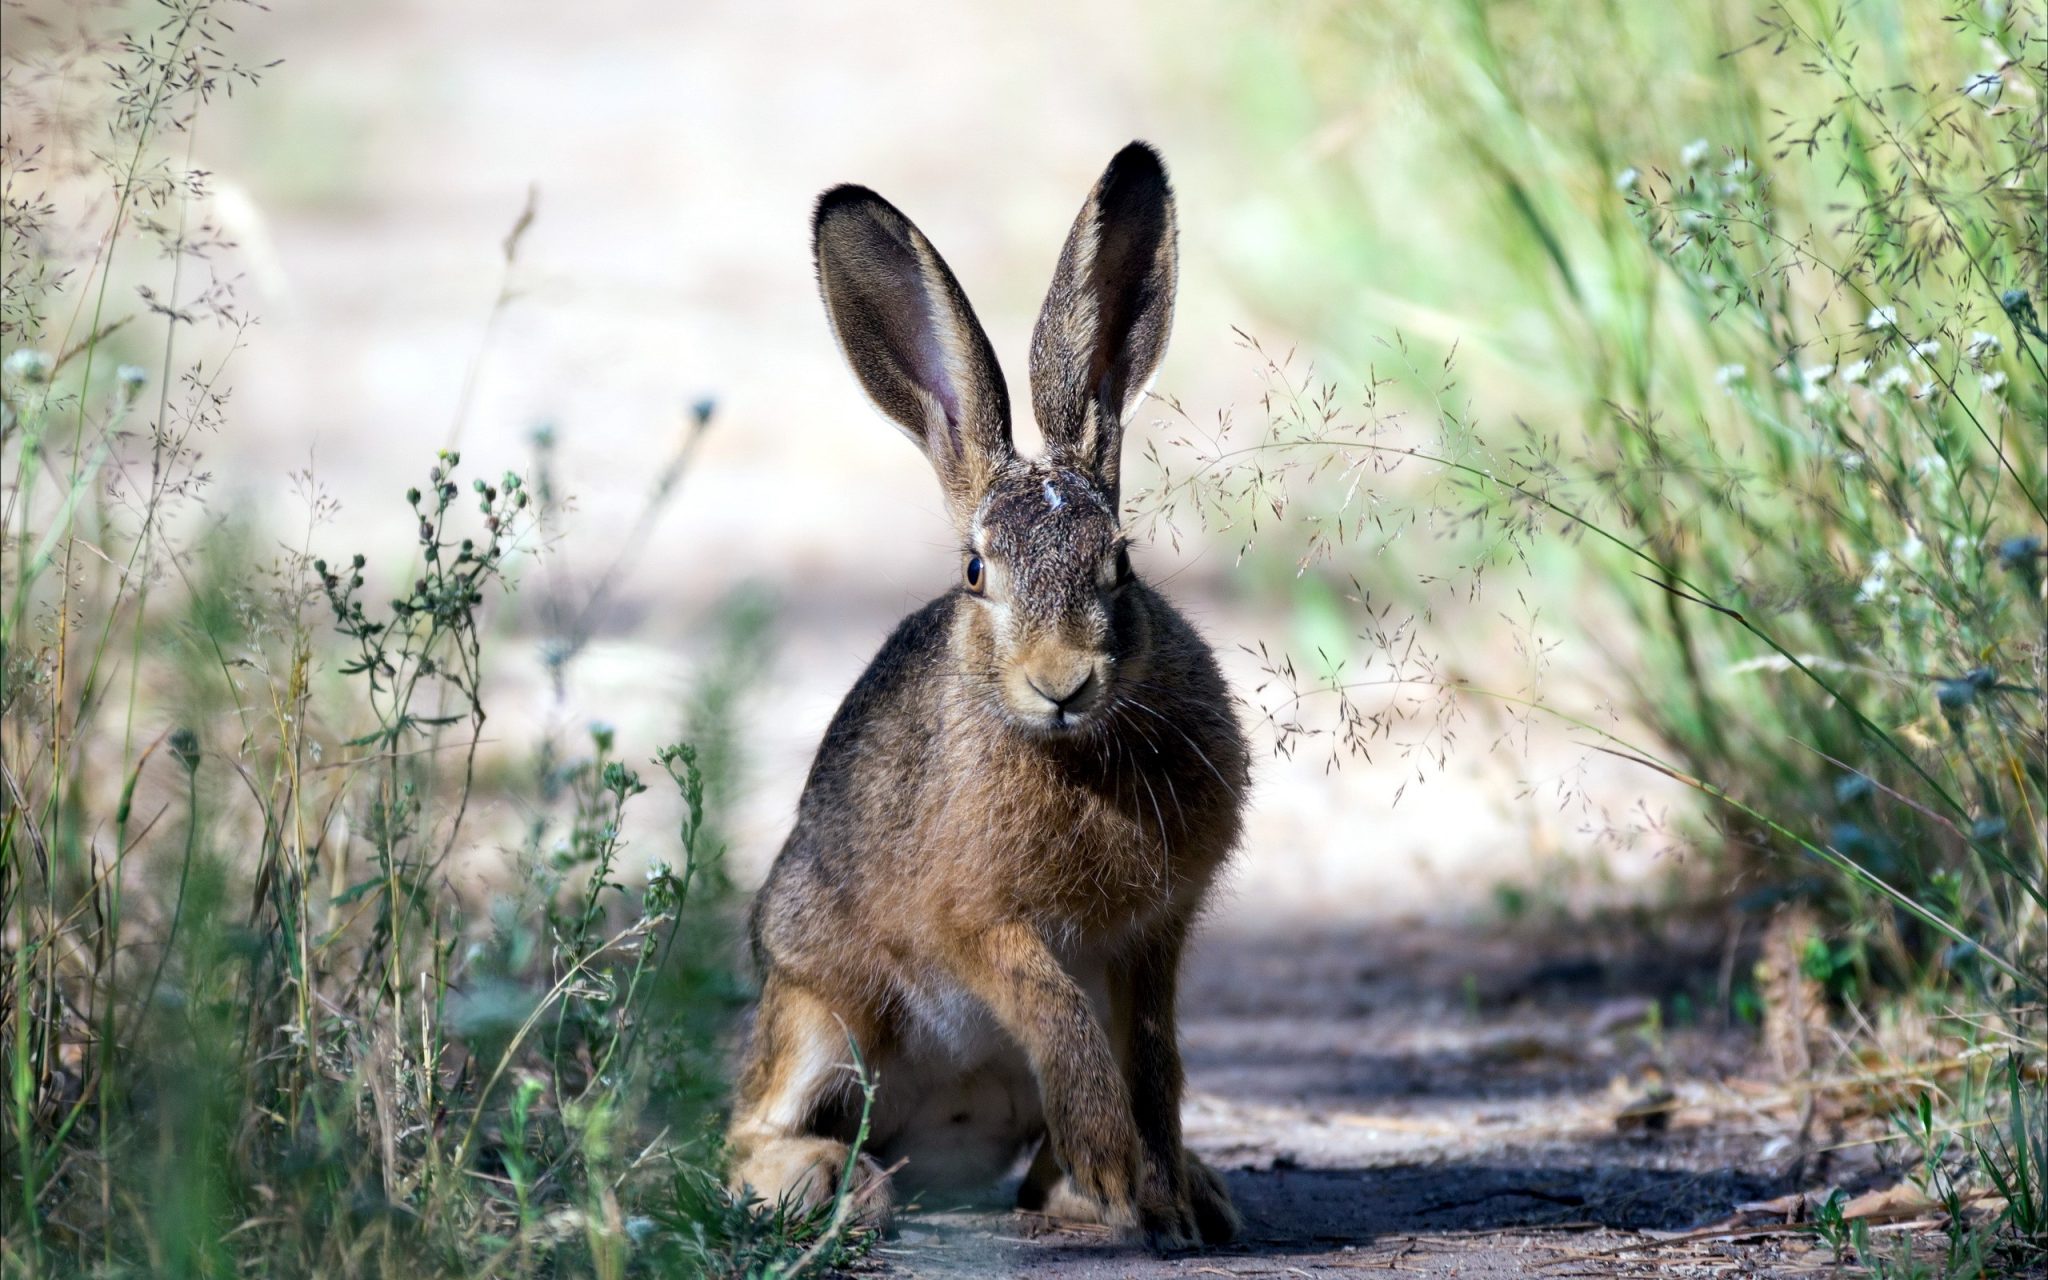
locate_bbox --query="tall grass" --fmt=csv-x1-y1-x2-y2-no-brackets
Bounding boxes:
1,4,866,1275
1146,0,2043,1267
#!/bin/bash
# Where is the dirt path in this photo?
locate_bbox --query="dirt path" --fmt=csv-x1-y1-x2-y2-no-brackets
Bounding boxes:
865,922,1842,1278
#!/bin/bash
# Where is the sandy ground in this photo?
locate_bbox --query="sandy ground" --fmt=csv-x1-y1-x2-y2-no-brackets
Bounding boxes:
874,920,1867,1278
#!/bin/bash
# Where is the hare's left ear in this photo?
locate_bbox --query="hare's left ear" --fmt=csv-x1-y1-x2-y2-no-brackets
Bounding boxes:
1028,142,1177,507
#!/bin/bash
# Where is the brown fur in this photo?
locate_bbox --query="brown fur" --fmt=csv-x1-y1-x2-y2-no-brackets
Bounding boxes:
727,143,1248,1251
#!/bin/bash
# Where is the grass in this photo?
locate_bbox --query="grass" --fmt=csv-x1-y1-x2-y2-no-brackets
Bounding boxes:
0,4,873,1275
1141,0,2045,1271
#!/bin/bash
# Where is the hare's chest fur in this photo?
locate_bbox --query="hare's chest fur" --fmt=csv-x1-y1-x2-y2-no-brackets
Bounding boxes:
917,725,1237,928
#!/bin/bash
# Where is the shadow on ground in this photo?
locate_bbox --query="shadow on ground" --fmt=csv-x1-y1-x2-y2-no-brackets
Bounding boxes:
874,917,1843,1278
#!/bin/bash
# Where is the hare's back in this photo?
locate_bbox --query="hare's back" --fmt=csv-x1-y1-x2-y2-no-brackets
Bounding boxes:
748,594,957,966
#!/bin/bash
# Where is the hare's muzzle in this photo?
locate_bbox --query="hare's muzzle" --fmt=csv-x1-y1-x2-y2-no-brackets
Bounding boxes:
1009,651,1108,730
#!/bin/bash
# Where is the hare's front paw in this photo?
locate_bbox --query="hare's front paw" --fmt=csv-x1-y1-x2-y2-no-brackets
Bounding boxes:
1130,1152,1237,1250
1033,1171,1141,1241
1183,1153,1240,1245
732,1138,893,1230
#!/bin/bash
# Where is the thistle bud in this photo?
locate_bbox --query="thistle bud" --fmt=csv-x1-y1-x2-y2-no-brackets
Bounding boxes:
169,728,201,774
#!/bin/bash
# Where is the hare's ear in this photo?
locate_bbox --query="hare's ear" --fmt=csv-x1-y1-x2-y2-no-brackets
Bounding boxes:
1028,142,1176,506
814,186,1013,525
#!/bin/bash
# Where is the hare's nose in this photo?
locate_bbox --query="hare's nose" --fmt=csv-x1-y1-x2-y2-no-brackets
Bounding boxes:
1026,667,1098,711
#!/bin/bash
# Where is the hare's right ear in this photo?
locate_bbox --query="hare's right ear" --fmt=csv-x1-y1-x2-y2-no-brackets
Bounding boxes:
813,186,1013,526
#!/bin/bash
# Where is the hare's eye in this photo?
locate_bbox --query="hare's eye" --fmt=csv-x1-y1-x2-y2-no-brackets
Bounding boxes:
964,554,986,595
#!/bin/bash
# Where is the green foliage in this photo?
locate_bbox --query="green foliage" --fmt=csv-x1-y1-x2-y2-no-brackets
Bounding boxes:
0,5,856,1275
1168,0,2044,1266
1199,0,2043,999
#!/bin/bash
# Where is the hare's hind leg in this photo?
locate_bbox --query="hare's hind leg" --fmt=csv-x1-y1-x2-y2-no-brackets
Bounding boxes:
727,976,892,1228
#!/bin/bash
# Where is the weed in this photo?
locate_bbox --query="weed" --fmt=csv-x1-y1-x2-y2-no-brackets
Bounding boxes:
0,5,859,1275
1154,0,2046,1267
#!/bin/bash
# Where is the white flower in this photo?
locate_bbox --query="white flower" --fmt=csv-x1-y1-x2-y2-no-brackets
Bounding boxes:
1615,166,1640,191
1870,548,1893,572
3,348,52,383
1799,363,1834,403
1963,70,2004,102
1857,574,1886,603
1914,379,1942,402
1983,370,2008,393
1910,339,1941,360
1866,306,1900,331
1841,359,1872,384
1841,451,1868,472
1915,455,1949,476
644,859,671,883
1900,534,1925,561
1967,330,2001,359
1681,138,1711,167
116,364,147,391
1950,533,1972,559
1873,364,1914,394
1714,363,1747,389
1722,156,1753,179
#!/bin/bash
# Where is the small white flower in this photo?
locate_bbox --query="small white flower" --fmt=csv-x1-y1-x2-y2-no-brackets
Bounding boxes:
1799,363,1834,404
1870,548,1893,572
1615,166,1640,191
1963,70,2004,102
1873,364,1914,394
116,364,147,391
1914,379,1942,402
1982,370,2008,393
1681,138,1711,167
1967,330,2001,359
1910,339,1941,360
1915,455,1949,476
3,348,52,383
1715,363,1747,389
1900,534,1925,561
1722,156,1753,178
1866,306,1900,331
1841,451,1868,472
1857,575,1885,603
1950,533,1972,558
644,859,670,883
1840,359,1872,384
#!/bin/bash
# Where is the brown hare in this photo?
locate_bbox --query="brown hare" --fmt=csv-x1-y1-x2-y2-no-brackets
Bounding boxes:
727,142,1249,1251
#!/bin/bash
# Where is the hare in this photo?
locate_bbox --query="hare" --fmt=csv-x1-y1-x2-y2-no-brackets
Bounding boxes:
726,142,1249,1251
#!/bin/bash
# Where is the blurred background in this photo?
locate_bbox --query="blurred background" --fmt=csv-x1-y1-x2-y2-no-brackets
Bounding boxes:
91,0,1662,921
